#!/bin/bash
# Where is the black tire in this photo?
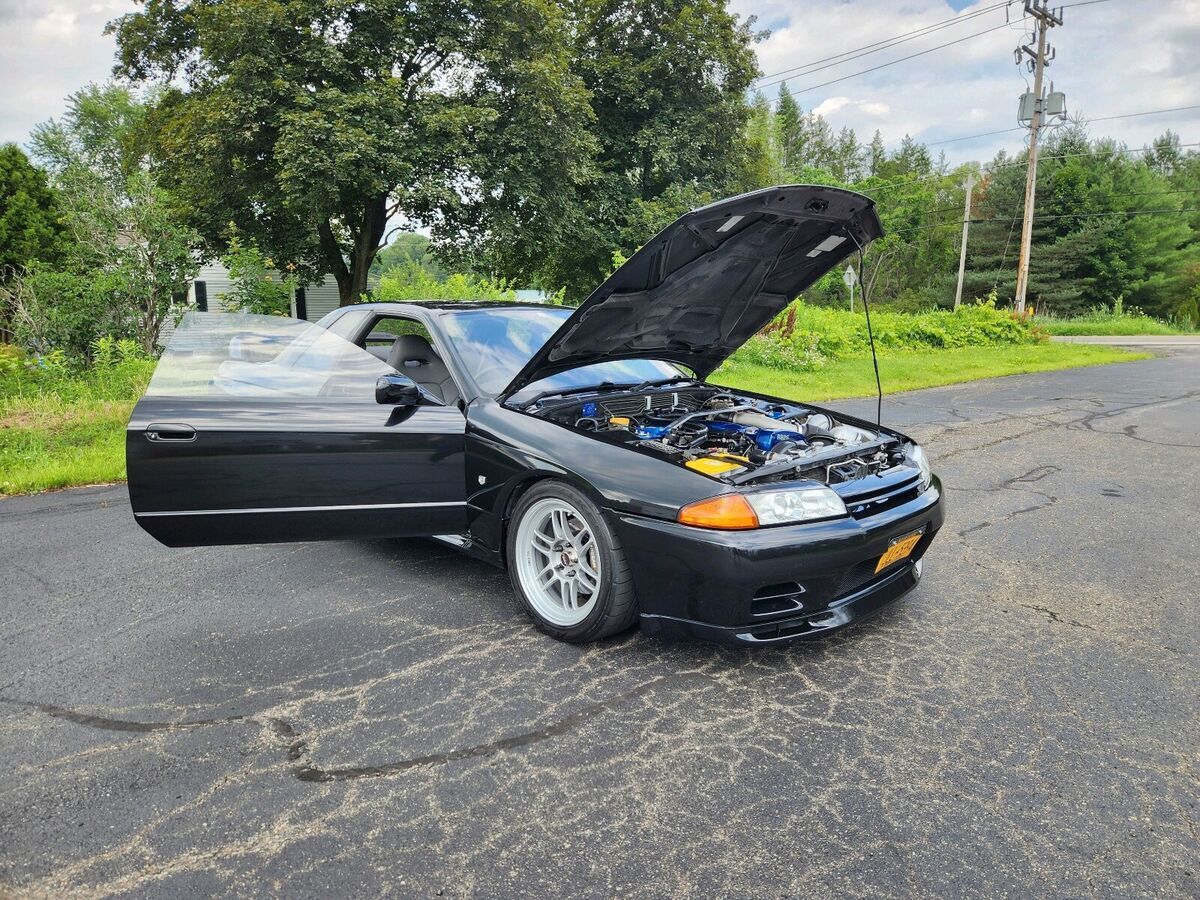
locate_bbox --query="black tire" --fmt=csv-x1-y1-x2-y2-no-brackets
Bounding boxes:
506,480,639,643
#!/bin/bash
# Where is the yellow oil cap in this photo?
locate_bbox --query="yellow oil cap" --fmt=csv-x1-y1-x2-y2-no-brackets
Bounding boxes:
608,416,631,428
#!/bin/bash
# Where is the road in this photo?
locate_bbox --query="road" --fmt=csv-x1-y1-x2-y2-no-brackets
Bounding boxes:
1053,334,1200,347
2,347,1197,898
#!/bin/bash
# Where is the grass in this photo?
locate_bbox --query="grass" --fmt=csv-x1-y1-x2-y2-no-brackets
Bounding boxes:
1035,310,1193,336
0,398,136,495
0,343,1148,497
714,343,1149,402
0,356,154,497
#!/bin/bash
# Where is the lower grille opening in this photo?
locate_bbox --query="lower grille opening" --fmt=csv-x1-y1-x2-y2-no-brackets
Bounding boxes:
751,582,806,618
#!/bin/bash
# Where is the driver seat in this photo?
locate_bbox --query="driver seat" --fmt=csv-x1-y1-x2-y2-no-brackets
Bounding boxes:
386,335,460,406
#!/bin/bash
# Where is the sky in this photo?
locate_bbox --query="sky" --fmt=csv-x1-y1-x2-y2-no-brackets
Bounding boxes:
2,0,1199,168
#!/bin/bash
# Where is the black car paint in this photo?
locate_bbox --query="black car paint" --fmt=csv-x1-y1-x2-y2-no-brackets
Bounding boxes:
127,393,468,546
127,301,943,643
504,185,884,394
127,187,944,644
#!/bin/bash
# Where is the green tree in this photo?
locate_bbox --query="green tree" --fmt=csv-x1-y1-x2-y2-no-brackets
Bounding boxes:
222,235,293,316
373,232,445,279
737,91,779,191
533,0,761,301
776,85,804,173
867,130,886,177
111,0,595,307
26,84,201,353
0,144,69,281
965,128,1199,321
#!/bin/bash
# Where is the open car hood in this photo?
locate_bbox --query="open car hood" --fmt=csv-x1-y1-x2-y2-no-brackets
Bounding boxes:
502,185,884,397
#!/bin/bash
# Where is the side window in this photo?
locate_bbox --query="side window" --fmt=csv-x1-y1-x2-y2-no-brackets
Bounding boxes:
148,312,393,401
324,309,370,341
363,316,435,363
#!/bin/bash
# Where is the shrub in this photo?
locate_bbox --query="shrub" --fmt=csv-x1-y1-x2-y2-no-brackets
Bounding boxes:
222,236,292,316
375,263,517,302
733,296,1042,371
1035,304,1188,336
1,264,136,359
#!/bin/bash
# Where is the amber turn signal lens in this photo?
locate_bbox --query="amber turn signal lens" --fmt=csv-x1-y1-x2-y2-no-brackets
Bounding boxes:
677,494,759,530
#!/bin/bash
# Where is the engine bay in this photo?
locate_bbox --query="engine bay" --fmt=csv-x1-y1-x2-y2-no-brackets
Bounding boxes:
530,385,911,487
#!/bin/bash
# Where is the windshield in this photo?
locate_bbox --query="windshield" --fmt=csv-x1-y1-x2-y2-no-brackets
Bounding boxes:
438,307,682,399
147,312,393,400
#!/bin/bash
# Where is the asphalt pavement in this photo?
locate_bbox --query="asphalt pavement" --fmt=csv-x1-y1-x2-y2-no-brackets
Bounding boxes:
1,346,1197,898
1053,334,1200,346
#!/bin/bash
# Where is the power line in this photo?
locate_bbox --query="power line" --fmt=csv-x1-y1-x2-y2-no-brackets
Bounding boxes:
1090,104,1200,124
858,141,1200,199
886,205,1200,236
975,207,1200,224
926,104,1200,147
756,0,1115,101
926,126,1023,147
758,20,1022,96
754,1,1011,85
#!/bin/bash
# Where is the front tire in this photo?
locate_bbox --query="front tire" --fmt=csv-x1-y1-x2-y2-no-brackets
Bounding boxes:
507,481,638,643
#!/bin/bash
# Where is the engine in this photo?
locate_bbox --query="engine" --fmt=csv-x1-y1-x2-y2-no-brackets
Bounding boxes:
536,388,905,486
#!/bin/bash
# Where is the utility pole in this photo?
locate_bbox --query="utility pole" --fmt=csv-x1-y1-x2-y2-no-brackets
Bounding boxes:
1013,0,1063,315
954,172,975,310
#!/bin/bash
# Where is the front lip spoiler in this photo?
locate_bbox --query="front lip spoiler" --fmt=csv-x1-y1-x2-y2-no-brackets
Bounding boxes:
639,559,921,645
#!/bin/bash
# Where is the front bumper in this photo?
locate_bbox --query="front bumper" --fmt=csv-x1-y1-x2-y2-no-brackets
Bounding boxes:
609,477,944,645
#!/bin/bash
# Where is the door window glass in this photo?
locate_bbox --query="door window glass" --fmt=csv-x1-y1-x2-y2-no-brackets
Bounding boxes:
146,312,394,401
362,317,435,362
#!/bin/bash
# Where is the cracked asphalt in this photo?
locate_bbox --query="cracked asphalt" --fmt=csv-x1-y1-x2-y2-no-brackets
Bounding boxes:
2,348,1197,898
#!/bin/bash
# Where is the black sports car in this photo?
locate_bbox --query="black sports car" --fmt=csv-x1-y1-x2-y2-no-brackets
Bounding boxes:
127,186,944,644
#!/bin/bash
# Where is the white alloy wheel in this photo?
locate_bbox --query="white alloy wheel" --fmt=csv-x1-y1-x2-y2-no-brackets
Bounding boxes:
513,497,603,627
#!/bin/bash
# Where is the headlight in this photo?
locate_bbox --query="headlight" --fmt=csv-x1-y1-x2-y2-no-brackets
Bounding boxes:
910,444,932,490
747,487,848,525
678,486,847,530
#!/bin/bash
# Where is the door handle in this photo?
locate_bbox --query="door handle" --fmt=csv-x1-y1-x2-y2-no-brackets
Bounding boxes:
146,423,196,443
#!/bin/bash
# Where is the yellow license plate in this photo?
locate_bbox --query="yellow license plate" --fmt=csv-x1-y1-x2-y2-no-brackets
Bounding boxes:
875,529,925,573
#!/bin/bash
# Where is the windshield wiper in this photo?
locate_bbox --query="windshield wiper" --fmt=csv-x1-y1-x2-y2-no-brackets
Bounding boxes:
517,381,638,409
628,375,696,392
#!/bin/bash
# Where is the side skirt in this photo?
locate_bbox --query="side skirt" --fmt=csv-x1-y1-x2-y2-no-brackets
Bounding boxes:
430,533,505,568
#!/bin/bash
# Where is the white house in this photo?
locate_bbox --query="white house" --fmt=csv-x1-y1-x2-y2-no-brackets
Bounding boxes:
186,260,378,322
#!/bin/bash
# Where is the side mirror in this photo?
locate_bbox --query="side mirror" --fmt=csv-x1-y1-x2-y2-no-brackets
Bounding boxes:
375,373,421,406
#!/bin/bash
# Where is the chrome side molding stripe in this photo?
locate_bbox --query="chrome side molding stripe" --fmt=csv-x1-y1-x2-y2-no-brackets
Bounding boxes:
135,501,467,517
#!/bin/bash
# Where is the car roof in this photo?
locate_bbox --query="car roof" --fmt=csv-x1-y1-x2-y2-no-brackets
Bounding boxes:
345,300,561,315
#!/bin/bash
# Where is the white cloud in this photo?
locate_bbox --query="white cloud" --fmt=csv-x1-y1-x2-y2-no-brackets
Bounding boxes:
1,0,1198,169
0,1,136,147
733,0,1200,163
33,8,79,39
812,96,890,118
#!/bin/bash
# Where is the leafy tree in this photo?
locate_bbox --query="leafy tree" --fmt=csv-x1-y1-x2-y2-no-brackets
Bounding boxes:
832,126,864,183
110,0,595,307
776,85,804,173
222,235,293,316
25,84,201,353
0,145,69,280
867,130,886,177
735,91,778,192
965,128,1199,321
376,263,517,302
373,232,445,279
532,0,761,301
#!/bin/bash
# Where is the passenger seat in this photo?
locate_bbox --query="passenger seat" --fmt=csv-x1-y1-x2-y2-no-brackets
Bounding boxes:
385,335,460,406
